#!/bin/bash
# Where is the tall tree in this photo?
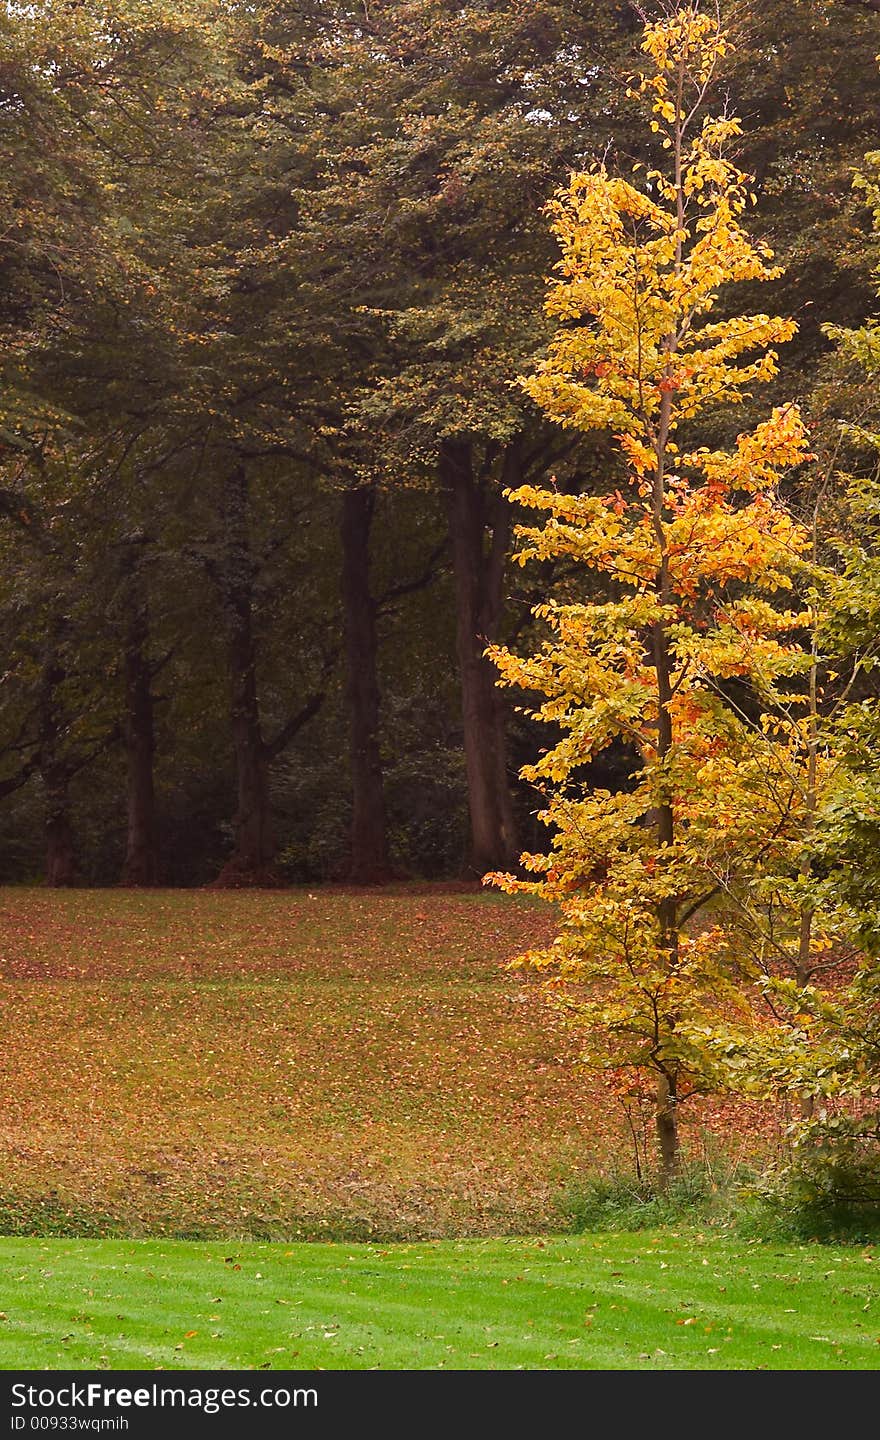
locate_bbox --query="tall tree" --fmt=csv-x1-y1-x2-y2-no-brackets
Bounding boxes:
726,0,880,375
491,3,813,1180
116,534,159,885
256,0,640,875
339,484,392,883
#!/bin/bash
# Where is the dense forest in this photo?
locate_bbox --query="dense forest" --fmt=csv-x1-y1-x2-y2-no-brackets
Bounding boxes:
1,0,879,890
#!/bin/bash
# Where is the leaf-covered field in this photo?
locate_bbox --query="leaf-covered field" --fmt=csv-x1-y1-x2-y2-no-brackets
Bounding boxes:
2,1231,880,1370
0,887,766,1239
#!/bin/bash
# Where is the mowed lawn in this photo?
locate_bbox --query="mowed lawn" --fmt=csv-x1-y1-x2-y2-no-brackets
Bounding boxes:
1,1230,880,1370
0,886,624,1238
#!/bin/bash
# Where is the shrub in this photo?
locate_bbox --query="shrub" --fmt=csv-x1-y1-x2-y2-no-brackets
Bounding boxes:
560,1162,741,1233
741,1117,880,1243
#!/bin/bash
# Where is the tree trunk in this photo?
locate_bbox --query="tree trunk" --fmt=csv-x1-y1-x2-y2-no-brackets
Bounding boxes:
656,1072,680,1186
441,438,518,877
215,463,274,884
650,382,682,1184
340,484,392,884
39,645,77,888
44,767,75,887
121,555,158,886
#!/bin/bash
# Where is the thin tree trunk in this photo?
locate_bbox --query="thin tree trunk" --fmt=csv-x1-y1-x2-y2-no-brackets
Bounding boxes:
441,438,518,877
216,463,274,884
121,552,158,886
656,1072,680,1186
652,600,681,1184
38,643,76,888
45,771,75,887
651,303,680,1180
651,517,681,1183
340,484,391,884
795,575,821,1120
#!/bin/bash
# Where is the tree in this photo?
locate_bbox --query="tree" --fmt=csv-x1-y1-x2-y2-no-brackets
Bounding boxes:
713,150,880,1174
0,0,239,885
15,1,340,885
490,2,813,1182
723,0,880,384
2,0,877,893
694,143,880,1132
336,485,389,883
260,0,640,877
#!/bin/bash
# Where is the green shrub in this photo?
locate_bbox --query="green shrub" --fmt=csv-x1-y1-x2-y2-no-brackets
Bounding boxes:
740,1119,880,1243
560,1163,738,1233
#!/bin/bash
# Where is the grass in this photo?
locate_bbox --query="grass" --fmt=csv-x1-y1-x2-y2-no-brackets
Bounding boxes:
1,1230,880,1370
0,886,773,1238
0,887,873,1373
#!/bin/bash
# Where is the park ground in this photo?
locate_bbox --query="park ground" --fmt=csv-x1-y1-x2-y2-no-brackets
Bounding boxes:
2,1230,880,1370
4,885,870,1373
0,886,770,1240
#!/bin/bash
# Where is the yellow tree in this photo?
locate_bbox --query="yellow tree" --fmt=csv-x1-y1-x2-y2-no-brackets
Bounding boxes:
489,3,814,1182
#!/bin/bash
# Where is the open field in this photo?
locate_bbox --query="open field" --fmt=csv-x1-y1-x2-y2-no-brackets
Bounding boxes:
1,1230,878,1370
0,887,769,1239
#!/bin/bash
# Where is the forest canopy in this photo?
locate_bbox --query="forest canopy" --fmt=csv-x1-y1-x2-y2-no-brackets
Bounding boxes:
1,0,879,891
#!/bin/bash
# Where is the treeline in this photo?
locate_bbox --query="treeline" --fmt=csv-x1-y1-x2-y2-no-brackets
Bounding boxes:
0,0,878,887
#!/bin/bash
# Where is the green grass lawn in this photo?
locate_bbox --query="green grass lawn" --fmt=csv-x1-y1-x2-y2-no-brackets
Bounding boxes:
1,1230,878,1371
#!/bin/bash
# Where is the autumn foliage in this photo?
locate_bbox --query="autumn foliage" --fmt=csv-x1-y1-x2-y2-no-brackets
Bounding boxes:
489,4,817,1181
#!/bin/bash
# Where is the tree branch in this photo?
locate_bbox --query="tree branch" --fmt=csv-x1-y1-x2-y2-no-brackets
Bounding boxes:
264,690,325,761
0,749,42,800
263,646,340,760
377,538,447,610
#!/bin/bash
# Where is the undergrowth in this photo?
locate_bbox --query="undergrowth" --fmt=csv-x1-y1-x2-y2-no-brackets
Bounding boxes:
559,1161,746,1233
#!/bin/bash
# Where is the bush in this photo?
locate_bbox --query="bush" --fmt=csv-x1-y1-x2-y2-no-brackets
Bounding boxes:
740,1118,880,1243
560,1163,739,1233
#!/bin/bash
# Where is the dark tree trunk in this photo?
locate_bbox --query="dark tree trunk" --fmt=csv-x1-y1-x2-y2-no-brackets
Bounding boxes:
215,463,274,885
45,769,76,887
38,644,76,888
652,387,681,1180
441,438,518,877
121,568,158,887
340,485,391,884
